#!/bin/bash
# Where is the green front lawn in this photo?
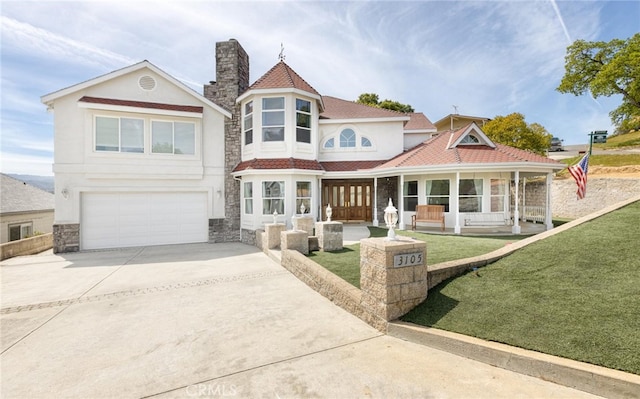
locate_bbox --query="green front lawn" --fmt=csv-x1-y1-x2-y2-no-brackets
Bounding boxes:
308,228,526,288
402,201,640,375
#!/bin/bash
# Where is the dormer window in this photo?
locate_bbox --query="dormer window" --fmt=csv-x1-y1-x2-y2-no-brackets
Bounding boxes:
340,128,356,147
262,97,285,141
460,134,480,144
296,99,311,143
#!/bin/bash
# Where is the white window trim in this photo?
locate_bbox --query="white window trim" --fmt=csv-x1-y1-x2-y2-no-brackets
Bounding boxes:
150,119,197,156
94,115,145,154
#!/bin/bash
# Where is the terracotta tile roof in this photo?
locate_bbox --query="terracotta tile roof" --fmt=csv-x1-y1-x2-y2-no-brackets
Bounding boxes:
233,158,324,173
248,61,320,97
320,96,408,120
376,129,565,170
404,112,436,131
78,96,203,113
320,160,387,172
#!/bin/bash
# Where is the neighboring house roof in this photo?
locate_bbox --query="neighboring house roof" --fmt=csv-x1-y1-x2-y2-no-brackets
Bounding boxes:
320,96,410,121
247,61,321,97
232,158,324,173
78,96,204,113
376,124,565,171
41,60,231,118
433,113,491,131
0,174,55,214
320,160,387,172
404,112,436,132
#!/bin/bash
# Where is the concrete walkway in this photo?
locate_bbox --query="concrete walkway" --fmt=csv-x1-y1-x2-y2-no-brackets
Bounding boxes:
0,242,603,398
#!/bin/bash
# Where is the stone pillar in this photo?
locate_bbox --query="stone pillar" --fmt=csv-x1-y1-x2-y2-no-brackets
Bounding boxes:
360,237,428,321
292,216,314,236
263,223,286,249
315,221,343,251
281,230,309,255
53,223,80,253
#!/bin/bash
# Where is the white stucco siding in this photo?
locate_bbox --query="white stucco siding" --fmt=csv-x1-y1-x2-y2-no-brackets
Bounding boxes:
318,120,404,162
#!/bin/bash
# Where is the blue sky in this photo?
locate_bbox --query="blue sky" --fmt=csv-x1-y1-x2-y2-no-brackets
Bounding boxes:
2,0,639,176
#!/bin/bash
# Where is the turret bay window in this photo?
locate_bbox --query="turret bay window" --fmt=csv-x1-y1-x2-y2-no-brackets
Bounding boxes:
263,181,284,214
296,99,311,143
459,179,483,212
262,97,285,142
403,180,418,212
244,182,253,214
243,101,253,145
95,116,144,153
152,121,195,155
426,179,450,212
296,182,311,214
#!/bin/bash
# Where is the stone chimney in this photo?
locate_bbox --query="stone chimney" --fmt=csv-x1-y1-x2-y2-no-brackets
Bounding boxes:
205,39,250,244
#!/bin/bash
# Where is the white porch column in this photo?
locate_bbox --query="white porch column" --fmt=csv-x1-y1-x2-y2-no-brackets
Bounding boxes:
522,177,527,221
545,172,554,230
373,177,379,226
318,179,322,221
454,171,461,234
399,174,405,230
512,170,521,234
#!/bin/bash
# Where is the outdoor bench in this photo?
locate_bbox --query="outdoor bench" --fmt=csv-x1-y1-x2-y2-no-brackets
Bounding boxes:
464,212,510,226
411,205,445,231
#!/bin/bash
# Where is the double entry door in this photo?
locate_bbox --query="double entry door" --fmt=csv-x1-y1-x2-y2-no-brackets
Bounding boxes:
322,180,373,222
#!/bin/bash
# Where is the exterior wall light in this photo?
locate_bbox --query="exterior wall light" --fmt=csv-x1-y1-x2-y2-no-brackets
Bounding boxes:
61,188,69,199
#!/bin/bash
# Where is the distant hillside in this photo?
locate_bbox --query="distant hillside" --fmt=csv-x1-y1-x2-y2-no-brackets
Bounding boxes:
7,174,54,194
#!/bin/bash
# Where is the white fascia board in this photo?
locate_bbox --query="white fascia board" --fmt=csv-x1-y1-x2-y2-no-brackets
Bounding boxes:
41,61,231,119
236,88,322,104
370,163,564,177
77,102,203,119
404,129,437,134
319,116,410,125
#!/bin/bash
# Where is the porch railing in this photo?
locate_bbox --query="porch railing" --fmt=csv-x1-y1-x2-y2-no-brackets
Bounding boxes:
521,206,545,223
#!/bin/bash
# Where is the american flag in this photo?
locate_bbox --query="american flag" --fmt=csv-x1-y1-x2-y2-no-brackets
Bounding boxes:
568,153,589,200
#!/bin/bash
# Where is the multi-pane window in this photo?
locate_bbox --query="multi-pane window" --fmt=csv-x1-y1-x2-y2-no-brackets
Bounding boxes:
460,135,480,144
459,179,483,212
340,128,356,147
244,101,253,145
323,138,334,149
151,121,195,155
426,179,450,212
95,116,144,153
262,97,285,142
296,182,311,214
361,137,372,147
296,99,311,143
262,181,284,215
403,181,418,212
8,222,32,241
244,182,253,214
491,179,507,212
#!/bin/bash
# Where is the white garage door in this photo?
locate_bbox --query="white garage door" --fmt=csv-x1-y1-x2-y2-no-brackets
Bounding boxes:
81,192,208,250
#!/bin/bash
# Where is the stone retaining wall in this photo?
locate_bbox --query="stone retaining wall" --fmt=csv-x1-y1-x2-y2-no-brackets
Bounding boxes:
1,233,53,261
524,178,640,218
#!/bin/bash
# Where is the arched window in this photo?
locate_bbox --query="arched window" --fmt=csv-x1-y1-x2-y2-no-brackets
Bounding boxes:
340,129,356,147
324,138,334,149
460,135,480,144
361,137,372,147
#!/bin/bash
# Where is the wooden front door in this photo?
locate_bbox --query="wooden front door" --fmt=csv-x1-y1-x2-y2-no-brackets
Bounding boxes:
322,180,373,222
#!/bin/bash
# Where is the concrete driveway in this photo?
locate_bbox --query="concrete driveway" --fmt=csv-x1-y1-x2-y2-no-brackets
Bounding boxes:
1,243,601,398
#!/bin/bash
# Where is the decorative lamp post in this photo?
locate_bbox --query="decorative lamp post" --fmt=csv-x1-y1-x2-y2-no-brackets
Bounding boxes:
384,198,398,241
325,204,332,222
272,210,278,224
300,203,306,215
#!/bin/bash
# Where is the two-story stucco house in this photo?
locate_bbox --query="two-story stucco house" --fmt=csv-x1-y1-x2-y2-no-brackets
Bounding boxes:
43,39,564,253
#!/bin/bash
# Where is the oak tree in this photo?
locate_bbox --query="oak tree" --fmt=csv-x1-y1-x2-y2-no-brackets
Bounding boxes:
356,93,414,113
482,113,552,155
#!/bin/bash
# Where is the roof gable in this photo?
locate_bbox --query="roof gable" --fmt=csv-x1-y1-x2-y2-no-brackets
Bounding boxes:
404,112,436,132
448,123,495,149
41,60,231,118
